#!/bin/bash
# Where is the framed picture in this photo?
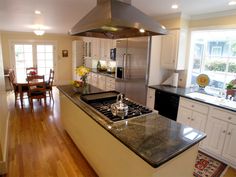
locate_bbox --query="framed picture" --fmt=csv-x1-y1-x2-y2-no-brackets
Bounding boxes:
62,50,68,57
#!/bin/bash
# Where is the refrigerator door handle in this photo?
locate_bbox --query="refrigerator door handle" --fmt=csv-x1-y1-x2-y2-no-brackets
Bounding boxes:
123,54,127,79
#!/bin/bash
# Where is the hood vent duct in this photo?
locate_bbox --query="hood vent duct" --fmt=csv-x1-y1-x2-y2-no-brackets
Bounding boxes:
69,0,167,39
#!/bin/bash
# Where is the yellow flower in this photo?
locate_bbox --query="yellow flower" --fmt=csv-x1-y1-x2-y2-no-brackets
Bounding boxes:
76,66,90,77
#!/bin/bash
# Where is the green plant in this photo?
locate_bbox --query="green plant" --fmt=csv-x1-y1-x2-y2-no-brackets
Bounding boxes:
205,61,226,72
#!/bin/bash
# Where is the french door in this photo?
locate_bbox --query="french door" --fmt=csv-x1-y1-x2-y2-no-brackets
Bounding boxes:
12,42,56,81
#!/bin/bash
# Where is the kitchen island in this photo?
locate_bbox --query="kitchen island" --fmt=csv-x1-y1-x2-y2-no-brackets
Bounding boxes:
58,85,206,177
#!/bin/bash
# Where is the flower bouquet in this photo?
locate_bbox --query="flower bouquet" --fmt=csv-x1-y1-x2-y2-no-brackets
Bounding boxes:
72,66,90,93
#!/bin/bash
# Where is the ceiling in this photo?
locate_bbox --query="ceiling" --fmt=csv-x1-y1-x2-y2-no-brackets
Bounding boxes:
0,0,236,34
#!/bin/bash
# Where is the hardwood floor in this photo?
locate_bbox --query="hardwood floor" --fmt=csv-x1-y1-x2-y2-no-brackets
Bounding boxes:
2,87,236,177
4,88,97,177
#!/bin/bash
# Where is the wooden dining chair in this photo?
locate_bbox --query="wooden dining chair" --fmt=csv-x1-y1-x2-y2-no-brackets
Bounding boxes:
9,69,29,106
46,69,55,101
27,75,46,110
26,67,38,76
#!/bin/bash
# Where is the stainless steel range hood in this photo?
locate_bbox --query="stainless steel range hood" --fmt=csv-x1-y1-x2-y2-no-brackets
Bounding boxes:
69,0,167,39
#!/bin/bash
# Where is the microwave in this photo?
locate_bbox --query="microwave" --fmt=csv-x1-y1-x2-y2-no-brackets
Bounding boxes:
110,48,116,60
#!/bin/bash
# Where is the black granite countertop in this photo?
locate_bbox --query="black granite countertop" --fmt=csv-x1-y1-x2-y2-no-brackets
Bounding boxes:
90,68,115,78
149,85,236,112
57,85,206,168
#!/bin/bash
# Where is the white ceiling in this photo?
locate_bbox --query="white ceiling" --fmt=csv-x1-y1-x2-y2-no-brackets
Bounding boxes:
0,0,236,34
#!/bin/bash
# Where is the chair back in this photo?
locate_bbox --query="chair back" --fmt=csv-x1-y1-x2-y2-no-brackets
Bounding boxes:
9,69,17,90
27,75,46,97
26,67,38,76
48,69,55,87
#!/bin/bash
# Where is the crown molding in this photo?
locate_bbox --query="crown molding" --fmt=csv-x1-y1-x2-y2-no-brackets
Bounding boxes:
190,9,236,20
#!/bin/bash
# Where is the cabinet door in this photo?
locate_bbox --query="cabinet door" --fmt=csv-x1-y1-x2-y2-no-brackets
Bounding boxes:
202,117,227,156
160,30,178,69
97,75,106,90
146,88,155,109
177,106,192,126
190,112,207,132
222,124,236,165
92,38,100,59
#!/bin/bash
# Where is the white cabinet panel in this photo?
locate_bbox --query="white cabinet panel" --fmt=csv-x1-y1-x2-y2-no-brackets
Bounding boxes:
222,124,236,164
146,88,155,109
203,117,227,156
190,112,207,132
177,106,192,126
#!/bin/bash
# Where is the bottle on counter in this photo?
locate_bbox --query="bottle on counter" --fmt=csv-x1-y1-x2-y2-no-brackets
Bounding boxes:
97,60,101,71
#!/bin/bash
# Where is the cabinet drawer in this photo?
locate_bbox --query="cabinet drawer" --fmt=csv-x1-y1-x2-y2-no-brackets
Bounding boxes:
180,97,209,114
210,108,236,124
106,77,115,85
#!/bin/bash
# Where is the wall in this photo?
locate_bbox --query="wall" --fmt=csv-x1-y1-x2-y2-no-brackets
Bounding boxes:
0,32,9,174
0,31,80,85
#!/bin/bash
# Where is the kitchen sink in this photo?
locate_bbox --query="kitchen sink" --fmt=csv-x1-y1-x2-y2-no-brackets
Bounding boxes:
186,92,236,109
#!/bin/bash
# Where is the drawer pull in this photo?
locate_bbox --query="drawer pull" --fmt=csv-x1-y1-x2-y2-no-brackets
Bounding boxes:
228,117,232,120
187,117,190,120
223,130,226,133
191,105,194,108
228,132,231,135
191,118,194,121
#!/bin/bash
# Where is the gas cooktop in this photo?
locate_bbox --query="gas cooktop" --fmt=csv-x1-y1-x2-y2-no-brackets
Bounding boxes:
80,91,152,122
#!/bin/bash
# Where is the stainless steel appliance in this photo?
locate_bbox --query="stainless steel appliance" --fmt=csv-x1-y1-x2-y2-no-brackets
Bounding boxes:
80,91,152,122
115,37,150,105
110,48,116,60
69,0,167,39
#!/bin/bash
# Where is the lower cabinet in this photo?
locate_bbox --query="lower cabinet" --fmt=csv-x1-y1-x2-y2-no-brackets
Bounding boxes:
202,117,228,155
177,96,236,168
222,124,236,165
89,72,115,91
146,88,155,109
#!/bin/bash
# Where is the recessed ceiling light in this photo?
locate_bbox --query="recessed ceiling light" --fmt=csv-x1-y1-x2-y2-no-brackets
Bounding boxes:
228,1,236,5
34,10,41,15
161,25,166,30
171,4,178,9
139,28,145,33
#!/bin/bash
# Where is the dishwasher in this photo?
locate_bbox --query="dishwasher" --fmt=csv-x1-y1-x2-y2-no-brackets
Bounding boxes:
154,90,180,121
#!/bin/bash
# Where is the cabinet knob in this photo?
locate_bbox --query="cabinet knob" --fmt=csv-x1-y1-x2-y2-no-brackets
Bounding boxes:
191,118,194,121
187,117,190,120
228,117,232,120
222,130,226,133
228,132,231,135
191,105,194,108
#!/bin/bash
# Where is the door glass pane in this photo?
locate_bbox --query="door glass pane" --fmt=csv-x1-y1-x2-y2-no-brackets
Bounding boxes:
14,44,33,80
36,44,54,80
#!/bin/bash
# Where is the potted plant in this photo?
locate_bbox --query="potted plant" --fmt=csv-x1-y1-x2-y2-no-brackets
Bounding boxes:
226,81,236,96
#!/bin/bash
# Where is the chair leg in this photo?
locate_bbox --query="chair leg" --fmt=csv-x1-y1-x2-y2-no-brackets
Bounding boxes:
30,98,33,111
50,90,54,102
15,93,17,106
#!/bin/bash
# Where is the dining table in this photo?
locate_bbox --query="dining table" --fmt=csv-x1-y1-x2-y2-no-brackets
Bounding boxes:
15,76,44,108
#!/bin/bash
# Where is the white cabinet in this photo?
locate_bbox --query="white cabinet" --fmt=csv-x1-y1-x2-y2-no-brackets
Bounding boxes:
160,29,187,70
105,77,115,91
202,117,228,155
177,97,208,132
97,75,106,90
72,40,84,80
83,37,92,58
222,124,236,164
146,88,155,109
100,39,112,60
91,38,100,59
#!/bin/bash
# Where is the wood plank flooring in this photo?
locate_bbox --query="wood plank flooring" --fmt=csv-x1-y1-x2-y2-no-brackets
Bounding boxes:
2,87,236,177
3,88,97,177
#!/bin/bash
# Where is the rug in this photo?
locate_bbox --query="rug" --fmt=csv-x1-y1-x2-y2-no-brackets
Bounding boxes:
193,151,227,177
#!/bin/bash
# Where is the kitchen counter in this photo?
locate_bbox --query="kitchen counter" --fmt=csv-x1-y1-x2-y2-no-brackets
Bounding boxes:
90,68,115,78
149,85,236,112
58,85,206,169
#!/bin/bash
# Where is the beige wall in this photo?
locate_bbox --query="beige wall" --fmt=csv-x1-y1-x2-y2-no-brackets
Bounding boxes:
0,32,9,174
1,31,80,85
190,14,236,28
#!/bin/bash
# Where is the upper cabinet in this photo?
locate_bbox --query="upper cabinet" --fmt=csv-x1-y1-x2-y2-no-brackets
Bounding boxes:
160,29,187,70
100,39,112,60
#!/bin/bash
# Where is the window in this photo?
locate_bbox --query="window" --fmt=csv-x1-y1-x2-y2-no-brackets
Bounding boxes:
12,42,55,81
189,30,236,95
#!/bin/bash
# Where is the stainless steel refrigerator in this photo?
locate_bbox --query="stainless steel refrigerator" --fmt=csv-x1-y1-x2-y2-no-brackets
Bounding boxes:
115,37,150,105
